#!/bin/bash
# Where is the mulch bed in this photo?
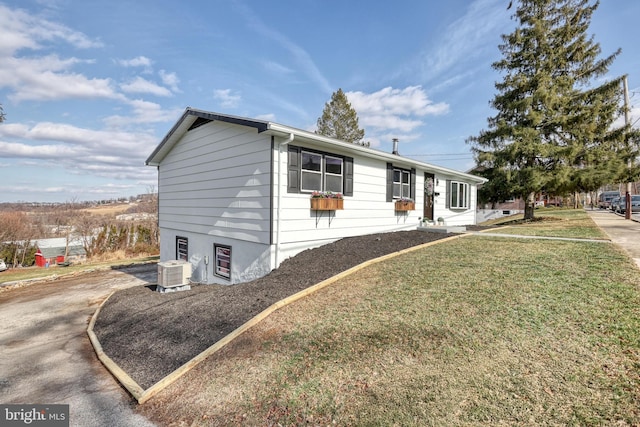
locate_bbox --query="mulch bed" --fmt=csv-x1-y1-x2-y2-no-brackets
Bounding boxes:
93,230,458,389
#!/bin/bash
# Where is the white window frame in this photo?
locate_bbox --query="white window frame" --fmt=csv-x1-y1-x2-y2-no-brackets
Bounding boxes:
301,151,323,192
450,181,469,209
324,155,343,193
393,168,411,199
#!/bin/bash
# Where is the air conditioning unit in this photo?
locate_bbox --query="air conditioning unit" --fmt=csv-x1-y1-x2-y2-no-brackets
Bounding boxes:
157,260,192,288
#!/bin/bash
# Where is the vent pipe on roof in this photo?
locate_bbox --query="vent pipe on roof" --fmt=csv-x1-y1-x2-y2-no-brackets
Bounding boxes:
392,138,399,155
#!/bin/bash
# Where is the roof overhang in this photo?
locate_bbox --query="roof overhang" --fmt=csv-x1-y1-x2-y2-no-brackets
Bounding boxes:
146,108,487,184
145,108,270,166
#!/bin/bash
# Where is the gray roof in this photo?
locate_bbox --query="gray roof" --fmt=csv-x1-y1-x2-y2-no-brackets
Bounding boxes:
36,237,86,259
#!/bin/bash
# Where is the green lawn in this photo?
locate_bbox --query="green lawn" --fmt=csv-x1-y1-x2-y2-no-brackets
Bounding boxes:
136,209,639,425
483,208,609,239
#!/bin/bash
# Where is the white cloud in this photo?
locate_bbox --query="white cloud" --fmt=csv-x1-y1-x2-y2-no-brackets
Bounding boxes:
9,69,116,102
0,118,161,193
117,56,153,68
120,77,173,97
103,100,183,128
214,89,242,108
262,60,294,75
159,70,180,92
0,121,154,155
0,5,115,102
0,4,102,55
347,86,449,132
0,140,80,158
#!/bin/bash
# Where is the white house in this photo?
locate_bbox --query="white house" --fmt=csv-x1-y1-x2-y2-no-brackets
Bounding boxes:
146,108,487,285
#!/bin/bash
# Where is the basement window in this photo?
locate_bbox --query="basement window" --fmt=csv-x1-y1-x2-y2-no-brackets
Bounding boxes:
214,244,231,280
176,236,188,261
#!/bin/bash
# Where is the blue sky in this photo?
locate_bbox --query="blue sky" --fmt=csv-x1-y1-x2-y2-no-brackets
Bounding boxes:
1,0,639,203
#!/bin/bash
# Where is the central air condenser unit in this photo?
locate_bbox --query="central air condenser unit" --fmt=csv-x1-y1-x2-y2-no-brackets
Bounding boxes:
157,260,192,288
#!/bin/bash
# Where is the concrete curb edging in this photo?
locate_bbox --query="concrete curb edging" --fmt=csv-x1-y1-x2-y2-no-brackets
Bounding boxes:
87,233,465,404
87,292,146,400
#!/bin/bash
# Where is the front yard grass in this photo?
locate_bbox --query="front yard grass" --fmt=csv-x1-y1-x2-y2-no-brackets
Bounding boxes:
140,210,640,426
485,207,608,239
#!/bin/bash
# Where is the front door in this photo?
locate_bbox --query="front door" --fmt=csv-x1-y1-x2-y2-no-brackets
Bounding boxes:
424,173,435,221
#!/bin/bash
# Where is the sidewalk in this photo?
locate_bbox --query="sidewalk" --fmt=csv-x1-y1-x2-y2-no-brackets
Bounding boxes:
586,209,640,268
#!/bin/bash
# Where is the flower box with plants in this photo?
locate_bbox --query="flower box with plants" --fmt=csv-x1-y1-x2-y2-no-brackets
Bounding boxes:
310,191,344,210
395,198,415,211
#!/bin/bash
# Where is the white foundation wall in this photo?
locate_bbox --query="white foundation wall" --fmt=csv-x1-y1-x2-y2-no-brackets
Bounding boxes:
160,228,273,285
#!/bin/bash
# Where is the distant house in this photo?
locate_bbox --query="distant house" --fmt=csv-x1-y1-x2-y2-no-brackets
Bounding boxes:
146,108,487,285
34,237,86,267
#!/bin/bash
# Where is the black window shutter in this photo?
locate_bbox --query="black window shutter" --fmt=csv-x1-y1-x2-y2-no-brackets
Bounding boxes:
410,168,416,200
386,163,394,202
287,146,300,193
445,180,451,209
344,157,354,196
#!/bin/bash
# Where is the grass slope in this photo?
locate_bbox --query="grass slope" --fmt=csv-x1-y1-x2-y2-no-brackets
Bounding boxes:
140,210,640,426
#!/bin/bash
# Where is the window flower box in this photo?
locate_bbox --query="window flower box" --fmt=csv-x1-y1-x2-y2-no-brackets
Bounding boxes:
395,199,415,211
310,191,344,210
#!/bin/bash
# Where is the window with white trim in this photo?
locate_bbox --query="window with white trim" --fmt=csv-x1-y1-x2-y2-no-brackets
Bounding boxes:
393,168,411,199
449,181,469,209
301,150,343,193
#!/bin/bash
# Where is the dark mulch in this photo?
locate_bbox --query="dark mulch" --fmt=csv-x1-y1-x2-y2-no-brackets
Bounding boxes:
93,230,453,389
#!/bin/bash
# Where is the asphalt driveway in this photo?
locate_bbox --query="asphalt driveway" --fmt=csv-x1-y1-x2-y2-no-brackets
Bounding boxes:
0,264,158,427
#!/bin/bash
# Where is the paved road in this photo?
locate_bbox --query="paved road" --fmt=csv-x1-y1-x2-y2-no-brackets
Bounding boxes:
0,264,158,427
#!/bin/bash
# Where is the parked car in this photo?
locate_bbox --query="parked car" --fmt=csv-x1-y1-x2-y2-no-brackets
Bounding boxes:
610,196,623,212
598,190,621,209
617,195,640,214
0,259,6,272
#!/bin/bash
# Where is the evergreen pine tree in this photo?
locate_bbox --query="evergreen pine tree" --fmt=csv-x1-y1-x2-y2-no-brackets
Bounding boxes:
316,88,365,144
468,0,628,219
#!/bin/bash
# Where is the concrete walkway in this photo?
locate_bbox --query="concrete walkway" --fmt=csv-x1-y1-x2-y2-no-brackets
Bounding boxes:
586,209,640,268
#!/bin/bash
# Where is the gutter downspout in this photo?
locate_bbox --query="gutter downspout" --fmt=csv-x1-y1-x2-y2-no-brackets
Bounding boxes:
275,133,294,268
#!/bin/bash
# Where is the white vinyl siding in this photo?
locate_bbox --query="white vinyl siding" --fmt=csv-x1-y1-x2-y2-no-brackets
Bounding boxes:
158,121,271,244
